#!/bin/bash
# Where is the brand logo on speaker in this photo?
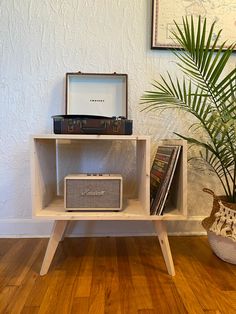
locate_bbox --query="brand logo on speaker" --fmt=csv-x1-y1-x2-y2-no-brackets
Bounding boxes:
81,189,105,196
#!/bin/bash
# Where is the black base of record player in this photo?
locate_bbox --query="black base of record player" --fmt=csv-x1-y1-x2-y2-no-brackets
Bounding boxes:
52,115,133,135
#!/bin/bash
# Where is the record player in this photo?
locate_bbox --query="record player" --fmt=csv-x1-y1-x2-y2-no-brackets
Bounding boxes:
52,72,133,135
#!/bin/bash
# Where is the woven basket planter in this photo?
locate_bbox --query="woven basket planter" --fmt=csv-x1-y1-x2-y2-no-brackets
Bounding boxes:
207,231,236,264
202,188,236,265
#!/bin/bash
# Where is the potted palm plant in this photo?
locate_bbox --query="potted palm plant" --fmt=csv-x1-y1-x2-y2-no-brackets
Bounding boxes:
141,16,236,264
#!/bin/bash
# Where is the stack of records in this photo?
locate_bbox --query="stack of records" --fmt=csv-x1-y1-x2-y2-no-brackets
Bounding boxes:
150,145,181,215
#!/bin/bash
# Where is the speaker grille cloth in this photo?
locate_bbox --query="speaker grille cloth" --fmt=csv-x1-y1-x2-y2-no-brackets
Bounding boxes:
66,179,121,208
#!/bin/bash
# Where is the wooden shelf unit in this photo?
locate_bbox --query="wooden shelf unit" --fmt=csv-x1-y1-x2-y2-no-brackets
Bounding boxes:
31,134,187,276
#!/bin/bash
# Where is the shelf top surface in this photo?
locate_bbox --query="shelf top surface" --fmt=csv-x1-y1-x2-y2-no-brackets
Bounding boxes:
32,134,150,141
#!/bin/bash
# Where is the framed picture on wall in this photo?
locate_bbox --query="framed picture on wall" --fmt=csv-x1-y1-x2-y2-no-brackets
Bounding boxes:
151,0,236,50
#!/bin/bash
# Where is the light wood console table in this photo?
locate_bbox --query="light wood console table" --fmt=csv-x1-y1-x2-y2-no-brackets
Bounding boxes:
31,134,187,276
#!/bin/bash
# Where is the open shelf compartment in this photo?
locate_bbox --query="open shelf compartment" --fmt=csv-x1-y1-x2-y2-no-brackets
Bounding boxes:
31,135,150,219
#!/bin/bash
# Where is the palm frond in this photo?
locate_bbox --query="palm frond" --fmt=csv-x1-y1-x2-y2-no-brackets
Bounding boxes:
141,15,236,201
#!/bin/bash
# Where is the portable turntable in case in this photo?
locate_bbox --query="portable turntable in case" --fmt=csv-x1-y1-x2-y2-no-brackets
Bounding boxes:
52,72,133,135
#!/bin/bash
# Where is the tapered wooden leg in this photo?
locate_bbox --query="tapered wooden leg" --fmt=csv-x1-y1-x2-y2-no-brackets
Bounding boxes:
153,221,175,276
59,221,69,242
40,220,68,276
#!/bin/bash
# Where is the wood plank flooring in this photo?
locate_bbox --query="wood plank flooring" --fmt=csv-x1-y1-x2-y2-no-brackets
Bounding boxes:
0,236,235,314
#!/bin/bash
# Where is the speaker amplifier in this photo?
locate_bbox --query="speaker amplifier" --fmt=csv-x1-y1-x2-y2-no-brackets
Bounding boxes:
64,173,123,211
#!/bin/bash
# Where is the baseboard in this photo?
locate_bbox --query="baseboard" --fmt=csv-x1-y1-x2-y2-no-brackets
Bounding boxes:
0,218,206,238
0,219,54,238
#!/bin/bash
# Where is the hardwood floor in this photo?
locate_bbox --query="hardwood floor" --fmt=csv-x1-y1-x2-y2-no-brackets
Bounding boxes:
0,236,235,314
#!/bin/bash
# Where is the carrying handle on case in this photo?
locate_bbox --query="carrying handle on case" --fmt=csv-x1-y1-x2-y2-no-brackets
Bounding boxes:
81,122,107,133
81,126,107,133
81,119,107,133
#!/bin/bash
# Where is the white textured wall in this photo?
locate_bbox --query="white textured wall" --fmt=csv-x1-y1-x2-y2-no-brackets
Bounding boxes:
0,0,235,236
